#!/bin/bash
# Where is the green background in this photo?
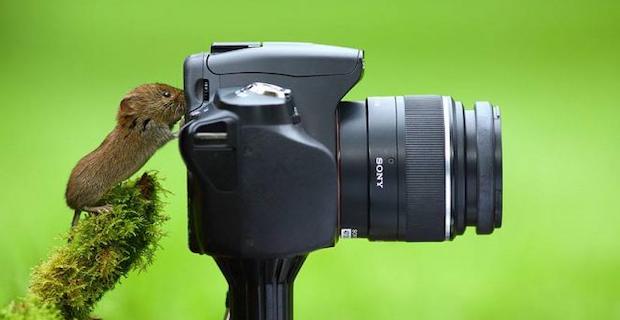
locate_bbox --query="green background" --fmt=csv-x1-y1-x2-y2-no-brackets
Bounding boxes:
1,0,618,319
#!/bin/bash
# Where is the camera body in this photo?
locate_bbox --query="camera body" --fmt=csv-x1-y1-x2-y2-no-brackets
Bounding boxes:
181,42,364,258
179,42,502,320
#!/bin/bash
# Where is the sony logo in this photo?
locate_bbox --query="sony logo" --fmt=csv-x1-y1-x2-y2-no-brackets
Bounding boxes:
375,157,384,189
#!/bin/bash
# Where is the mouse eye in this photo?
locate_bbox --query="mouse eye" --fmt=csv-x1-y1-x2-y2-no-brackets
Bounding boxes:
162,91,171,98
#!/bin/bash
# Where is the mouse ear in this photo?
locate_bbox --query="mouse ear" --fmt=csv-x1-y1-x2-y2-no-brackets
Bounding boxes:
120,95,136,114
118,95,139,127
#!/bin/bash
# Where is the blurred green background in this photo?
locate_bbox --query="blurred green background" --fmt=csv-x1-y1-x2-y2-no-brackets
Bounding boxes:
1,0,618,319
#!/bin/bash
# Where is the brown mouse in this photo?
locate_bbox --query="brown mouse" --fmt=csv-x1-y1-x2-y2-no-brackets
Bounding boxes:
66,83,186,228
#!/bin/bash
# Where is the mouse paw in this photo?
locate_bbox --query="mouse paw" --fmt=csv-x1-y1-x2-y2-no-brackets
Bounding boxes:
83,204,113,215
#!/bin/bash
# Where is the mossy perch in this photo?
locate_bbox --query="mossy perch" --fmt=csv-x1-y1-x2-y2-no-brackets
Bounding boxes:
1,173,169,320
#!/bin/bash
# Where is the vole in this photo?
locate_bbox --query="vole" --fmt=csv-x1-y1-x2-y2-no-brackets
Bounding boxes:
66,83,186,228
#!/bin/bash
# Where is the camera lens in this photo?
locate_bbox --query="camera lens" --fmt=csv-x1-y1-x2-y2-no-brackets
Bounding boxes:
338,96,502,241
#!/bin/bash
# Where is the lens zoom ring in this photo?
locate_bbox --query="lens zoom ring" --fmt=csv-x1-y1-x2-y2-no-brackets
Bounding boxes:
403,96,446,241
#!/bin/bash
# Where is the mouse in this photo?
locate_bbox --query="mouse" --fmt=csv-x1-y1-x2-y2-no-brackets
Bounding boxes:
65,83,186,228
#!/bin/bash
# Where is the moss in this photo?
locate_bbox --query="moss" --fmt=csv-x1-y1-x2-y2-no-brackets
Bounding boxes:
0,297,62,320
1,173,168,320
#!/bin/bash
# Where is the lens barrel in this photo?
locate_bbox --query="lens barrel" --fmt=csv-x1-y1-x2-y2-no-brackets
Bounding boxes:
338,95,502,241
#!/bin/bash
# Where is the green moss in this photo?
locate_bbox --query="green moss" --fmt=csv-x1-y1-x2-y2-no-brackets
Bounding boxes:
0,297,62,320
1,173,168,320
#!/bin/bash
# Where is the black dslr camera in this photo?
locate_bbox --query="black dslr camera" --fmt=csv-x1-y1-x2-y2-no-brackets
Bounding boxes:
179,42,502,320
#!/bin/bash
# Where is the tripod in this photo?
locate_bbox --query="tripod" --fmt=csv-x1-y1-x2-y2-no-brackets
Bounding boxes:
217,256,307,320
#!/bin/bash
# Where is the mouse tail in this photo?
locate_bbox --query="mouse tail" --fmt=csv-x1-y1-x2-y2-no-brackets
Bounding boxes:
68,209,81,243
71,209,81,228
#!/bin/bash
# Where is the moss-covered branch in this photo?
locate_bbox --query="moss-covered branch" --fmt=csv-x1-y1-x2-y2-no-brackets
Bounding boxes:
1,173,168,320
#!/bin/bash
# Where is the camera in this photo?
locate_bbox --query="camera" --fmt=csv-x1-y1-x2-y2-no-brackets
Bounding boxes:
179,42,503,320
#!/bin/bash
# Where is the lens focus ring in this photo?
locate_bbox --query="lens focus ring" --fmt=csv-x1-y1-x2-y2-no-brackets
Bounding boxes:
402,96,447,241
